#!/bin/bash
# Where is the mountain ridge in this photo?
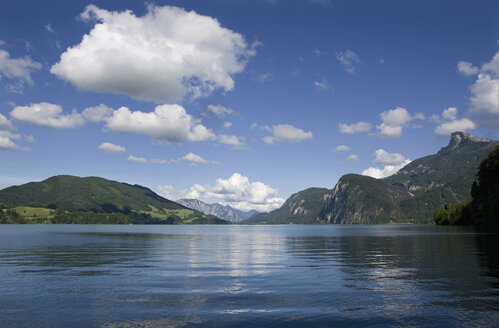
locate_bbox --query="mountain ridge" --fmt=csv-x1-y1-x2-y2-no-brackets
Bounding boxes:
245,132,498,224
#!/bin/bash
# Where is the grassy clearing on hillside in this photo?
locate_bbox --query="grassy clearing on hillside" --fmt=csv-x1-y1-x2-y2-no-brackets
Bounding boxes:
141,206,195,220
13,206,55,218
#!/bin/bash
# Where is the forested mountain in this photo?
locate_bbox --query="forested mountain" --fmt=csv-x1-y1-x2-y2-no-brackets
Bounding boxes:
0,175,228,224
246,132,498,224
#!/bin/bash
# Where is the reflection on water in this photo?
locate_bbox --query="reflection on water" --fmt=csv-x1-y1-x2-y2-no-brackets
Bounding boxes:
0,225,498,327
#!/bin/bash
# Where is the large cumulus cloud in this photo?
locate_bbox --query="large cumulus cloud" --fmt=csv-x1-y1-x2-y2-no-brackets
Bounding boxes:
51,4,255,103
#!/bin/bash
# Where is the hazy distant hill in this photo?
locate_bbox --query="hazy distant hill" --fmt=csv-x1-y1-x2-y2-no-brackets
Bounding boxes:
246,132,498,224
177,198,259,222
0,175,228,224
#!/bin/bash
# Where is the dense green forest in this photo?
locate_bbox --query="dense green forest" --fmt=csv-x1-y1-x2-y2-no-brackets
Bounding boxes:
434,145,499,228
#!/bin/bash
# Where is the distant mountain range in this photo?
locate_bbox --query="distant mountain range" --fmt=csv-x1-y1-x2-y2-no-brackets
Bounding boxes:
246,132,498,224
177,198,259,222
0,175,228,224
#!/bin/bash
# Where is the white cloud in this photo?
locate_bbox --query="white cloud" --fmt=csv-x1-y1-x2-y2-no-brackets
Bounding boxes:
380,107,412,126
82,104,113,122
45,23,56,34
207,104,233,118
158,173,285,212
465,51,499,126
376,124,402,138
180,152,209,165
127,155,147,163
313,79,332,91
10,102,84,128
336,49,360,74
105,104,216,143
442,107,458,121
332,145,350,152
258,72,273,82
346,154,359,162
151,159,168,164
250,122,258,129
481,52,499,74
218,134,245,147
435,118,476,136
0,113,13,131
51,4,255,103
262,124,313,144
313,48,324,56
338,121,372,134
24,134,34,143
362,149,410,179
376,107,418,138
223,121,232,128
435,107,476,136
414,112,425,120
457,61,479,76
362,159,411,179
373,149,406,165
0,49,41,92
0,136,17,150
157,185,195,200
0,118,20,150
470,73,499,116
98,142,126,153
0,130,20,140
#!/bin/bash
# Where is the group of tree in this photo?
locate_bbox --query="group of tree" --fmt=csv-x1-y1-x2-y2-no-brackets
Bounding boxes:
0,206,229,225
0,207,24,224
434,145,499,228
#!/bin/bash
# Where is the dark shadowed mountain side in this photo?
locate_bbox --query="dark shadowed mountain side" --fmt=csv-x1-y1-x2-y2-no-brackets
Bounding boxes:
177,199,260,222
244,188,330,224
245,132,498,224
434,144,499,228
0,175,229,224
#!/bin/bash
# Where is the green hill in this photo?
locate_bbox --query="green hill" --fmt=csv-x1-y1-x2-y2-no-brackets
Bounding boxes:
0,175,228,224
247,132,498,224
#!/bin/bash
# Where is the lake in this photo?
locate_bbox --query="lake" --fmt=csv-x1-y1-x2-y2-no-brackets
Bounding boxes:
0,224,498,327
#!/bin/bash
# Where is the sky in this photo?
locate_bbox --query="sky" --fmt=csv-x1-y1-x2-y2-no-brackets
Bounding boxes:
1,0,498,212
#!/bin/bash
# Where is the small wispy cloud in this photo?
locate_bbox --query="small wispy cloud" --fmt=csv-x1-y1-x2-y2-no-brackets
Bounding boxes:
336,49,361,74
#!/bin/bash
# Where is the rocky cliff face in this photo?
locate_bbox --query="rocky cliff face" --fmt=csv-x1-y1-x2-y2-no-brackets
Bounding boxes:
320,174,409,224
176,199,258,222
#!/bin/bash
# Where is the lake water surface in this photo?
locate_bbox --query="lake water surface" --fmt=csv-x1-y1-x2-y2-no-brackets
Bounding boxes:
0,224,498,327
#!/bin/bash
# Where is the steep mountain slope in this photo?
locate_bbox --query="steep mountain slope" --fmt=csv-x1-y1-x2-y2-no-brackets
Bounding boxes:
385,132,493,198
244,188,330,224
0,175,228,224
176,199,259,222
320,174,409,224
322,132,498,223
247,132,498,224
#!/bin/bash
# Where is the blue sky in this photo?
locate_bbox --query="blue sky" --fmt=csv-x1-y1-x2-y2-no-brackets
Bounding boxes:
1,0,498,211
